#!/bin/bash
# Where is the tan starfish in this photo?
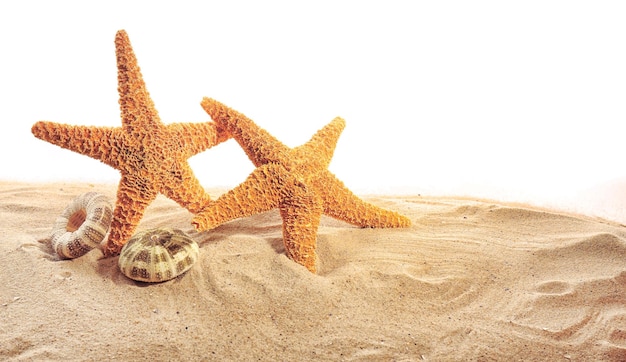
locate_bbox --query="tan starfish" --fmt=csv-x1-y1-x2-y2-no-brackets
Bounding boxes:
32,30,229,256
192,98,411,273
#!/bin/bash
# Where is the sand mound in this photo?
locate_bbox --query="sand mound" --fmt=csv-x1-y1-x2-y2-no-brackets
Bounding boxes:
1,182,625,360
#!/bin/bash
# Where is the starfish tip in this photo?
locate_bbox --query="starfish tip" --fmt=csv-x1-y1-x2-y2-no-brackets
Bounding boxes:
200,97,221,115
115,29,129,41
31,121,47,139
333,117,346,129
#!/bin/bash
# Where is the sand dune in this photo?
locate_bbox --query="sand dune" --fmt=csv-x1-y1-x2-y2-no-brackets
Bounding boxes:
1,182,626,360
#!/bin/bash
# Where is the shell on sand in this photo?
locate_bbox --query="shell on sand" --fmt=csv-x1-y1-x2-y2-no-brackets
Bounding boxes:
118,228,199,283
50,192,113,259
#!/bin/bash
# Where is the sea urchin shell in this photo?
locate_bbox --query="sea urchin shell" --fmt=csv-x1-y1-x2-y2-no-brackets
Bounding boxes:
50,192,113,259
118,228,199,283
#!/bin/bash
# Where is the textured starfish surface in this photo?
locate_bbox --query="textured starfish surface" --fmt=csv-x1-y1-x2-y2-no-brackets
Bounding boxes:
32,30,229,256
192,98,411,273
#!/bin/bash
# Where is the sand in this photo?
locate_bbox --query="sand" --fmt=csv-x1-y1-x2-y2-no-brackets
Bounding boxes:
1,181,626,361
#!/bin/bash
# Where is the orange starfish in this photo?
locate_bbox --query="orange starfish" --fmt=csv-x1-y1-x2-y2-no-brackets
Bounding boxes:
32,30,229,256
192,98,411,273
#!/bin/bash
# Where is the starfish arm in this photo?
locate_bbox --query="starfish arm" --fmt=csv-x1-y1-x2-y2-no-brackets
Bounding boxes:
160,163,213,214
192,163,286,231
279,182,323,273
167,122,230,157
201,97,289,167
31,121,119,168
314,172,411,228
293,117,346,169
102,175,158,256
115,30,162,134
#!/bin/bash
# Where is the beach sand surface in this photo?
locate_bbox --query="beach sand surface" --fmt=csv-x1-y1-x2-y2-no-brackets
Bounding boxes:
1,182,626,361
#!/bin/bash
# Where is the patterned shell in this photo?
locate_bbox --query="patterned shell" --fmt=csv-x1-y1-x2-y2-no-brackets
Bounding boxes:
51,192,113,259
118,228,199,283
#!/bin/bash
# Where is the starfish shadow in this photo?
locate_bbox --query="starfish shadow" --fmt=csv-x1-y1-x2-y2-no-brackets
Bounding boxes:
196,211,287,256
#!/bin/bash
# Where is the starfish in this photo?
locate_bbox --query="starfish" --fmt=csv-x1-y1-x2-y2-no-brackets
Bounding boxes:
32,30,229,256
192,98,411,273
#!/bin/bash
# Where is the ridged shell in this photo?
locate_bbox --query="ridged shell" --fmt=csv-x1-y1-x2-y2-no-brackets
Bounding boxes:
50,192,113,259
118,228,199,283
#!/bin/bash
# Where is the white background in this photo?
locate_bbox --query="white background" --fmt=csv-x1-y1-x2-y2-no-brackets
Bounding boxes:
1,1,626,222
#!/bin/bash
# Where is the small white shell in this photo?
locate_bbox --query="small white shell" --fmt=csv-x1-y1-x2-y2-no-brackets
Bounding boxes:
50,192,113,259
118,228,199,283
